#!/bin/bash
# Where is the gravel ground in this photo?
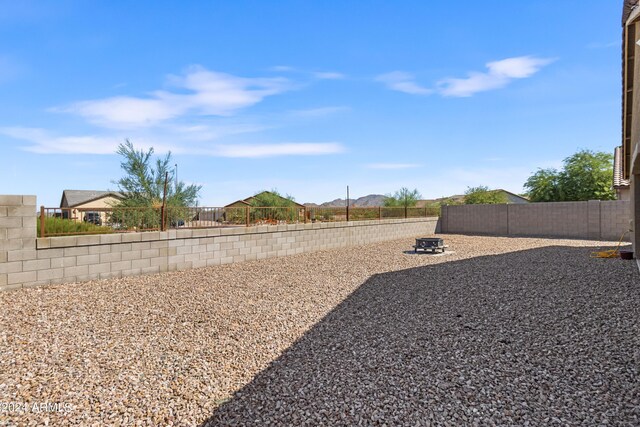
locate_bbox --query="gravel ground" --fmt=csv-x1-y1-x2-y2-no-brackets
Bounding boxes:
1,235,638,426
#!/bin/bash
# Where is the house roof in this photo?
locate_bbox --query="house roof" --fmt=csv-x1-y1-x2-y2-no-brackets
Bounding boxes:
60,190,124,208
499,189,530,203
623,0,639,25
614,146,631,188
224,191,305,208
225,199,252,207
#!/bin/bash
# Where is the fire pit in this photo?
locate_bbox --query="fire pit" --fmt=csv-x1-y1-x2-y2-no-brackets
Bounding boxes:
414,237,445,253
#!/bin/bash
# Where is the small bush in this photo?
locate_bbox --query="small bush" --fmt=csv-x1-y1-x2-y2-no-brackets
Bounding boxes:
38,216,113,236
349,208,379,220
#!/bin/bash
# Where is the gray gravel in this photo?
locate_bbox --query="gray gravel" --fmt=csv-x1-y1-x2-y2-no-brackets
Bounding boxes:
1,235,638,426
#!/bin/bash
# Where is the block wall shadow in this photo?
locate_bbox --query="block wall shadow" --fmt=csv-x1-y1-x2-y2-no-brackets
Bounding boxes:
203,245,639,426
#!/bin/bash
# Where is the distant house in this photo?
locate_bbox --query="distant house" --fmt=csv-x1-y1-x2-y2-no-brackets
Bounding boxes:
416,195,464,207
224,191,305,208
613,146,630,200
499,190,530,204
59,190,123,222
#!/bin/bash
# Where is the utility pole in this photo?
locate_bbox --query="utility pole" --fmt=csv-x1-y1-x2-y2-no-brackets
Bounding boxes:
161,171,168,231
174,164,178,191
346,185,350,222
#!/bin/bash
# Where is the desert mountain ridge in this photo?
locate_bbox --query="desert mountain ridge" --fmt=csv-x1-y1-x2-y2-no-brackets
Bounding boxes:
304,194,386,207
303,194,461,207
303,190,526,207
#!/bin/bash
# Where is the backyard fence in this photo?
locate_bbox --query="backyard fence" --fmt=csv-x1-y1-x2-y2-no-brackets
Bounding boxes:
1,195,442,291
39,205,441,237
440,200,630,241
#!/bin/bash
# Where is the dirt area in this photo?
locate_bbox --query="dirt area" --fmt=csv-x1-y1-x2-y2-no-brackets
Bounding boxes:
1,235,638,426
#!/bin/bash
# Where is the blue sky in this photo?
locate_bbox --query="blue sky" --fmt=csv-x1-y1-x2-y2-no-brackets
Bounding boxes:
0,0,621,206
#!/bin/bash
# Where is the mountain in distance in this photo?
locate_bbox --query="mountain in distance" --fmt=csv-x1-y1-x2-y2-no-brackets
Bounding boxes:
304,190,527,208
304,194,387,207
305,194,466,208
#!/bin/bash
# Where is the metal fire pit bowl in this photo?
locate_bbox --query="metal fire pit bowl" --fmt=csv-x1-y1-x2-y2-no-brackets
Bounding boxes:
414,237,445,253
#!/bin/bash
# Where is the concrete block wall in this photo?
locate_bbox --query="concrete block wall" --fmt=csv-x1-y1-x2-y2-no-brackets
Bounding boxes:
441,200,630,241
507,202,589,238
0,195,37,290
440,204,508,235
0,195,439,291
600,201,632,241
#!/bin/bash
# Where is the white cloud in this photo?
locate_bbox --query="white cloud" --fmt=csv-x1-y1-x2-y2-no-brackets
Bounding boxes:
375,71,432,95
1,127,183,155
56,65,293,128
586,41,618,49
437,56,555,97
165,122,268,142
290,106,350,117
1,126,345,158
0,127,182,154
366,163,421,170
486,56,554,78
2,127,124,154
313,71,346,80
267,67,345,79
214,142,345,158
377,56,554,98
63,97,176,128
269,65,296,72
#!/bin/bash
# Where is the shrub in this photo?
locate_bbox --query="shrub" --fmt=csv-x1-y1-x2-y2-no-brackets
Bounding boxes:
38,216,112,236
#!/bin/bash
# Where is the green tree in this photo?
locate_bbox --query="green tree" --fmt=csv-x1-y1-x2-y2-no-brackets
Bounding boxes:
524,168,560,202
249,190,298,223
464,186,508,204
249,190,296,207
112,140,202,229
558,150,615,201
523,149,615,202
383,187,422,208
439,197,464,206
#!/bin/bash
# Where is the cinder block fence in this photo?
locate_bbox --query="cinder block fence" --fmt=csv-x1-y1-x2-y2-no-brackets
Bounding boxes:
0,195,440,292
440,200,630,241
